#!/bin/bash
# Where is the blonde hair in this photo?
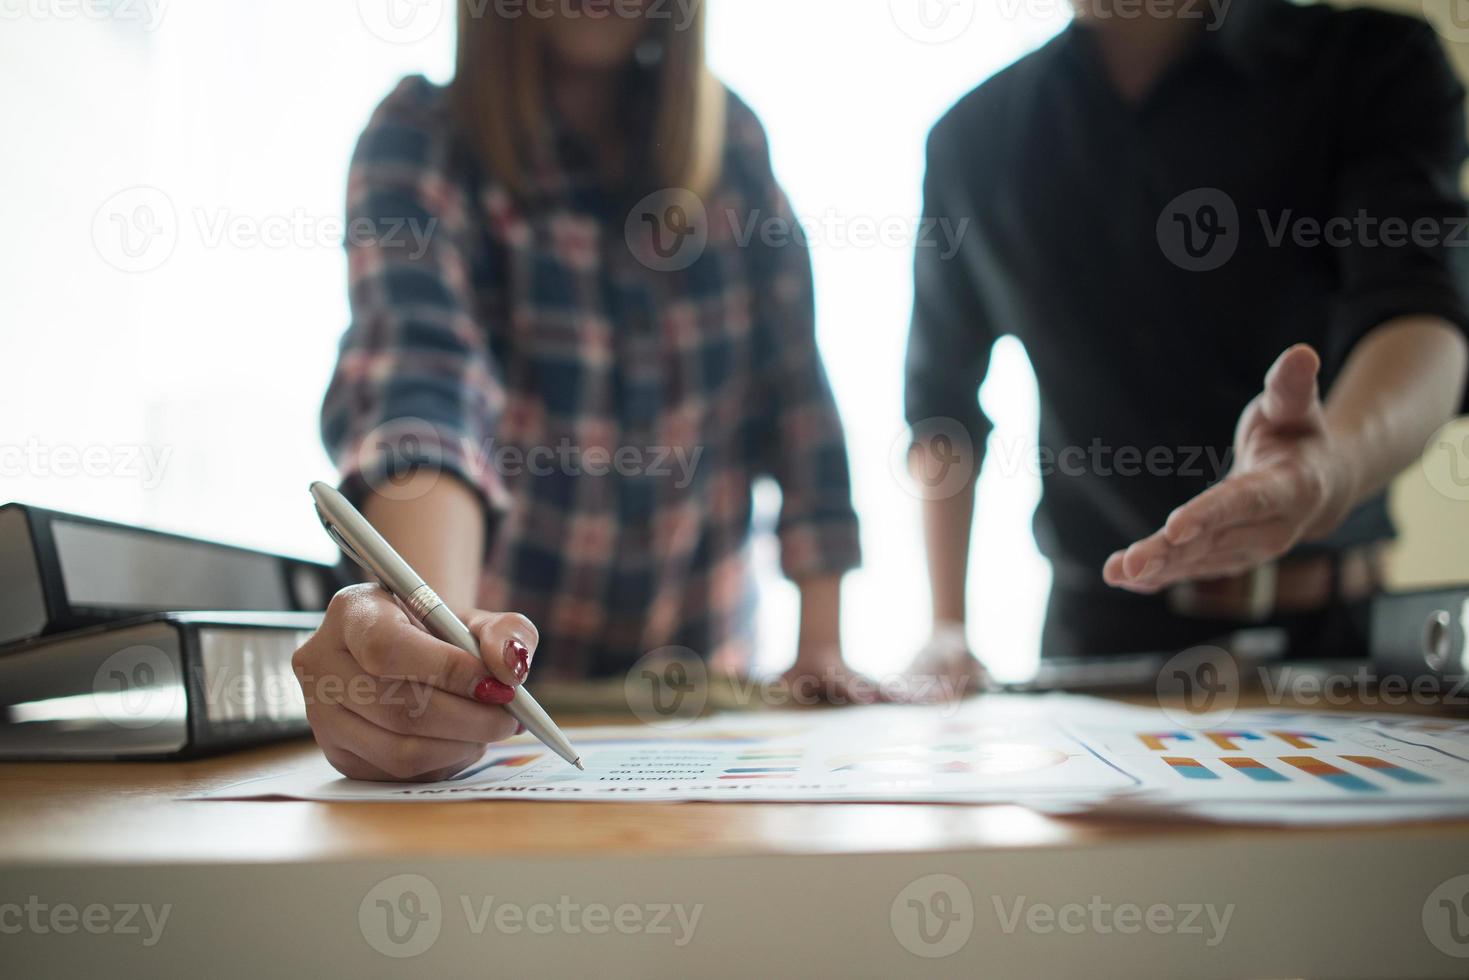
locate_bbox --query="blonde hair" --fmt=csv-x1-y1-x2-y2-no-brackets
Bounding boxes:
451,2,726,198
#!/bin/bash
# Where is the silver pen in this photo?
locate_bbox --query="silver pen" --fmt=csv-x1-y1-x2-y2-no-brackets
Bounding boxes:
310,482,584,770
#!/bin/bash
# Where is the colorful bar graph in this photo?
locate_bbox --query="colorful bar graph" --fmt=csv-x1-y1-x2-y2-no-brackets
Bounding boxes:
1140,732,1194,751
1340,755,1438,785
1280,756,1382,793
722,767,798,774
1204,731,1264,751
1220,757,1288,782
450,754,542,781
1271,731,1332,749
1162,757,1218,780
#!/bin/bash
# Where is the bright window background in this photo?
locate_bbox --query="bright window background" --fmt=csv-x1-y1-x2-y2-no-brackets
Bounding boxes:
1,0,1066,682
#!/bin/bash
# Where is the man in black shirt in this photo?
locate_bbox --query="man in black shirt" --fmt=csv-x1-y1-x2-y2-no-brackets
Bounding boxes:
904,0,1469,678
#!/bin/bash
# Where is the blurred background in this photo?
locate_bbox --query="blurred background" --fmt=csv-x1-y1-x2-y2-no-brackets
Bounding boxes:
4,0,1467,683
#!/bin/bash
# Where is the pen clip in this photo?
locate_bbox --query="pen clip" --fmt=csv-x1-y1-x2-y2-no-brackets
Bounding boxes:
315,505,370,572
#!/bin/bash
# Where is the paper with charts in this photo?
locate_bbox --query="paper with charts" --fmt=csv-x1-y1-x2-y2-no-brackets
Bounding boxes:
197,695,1469,823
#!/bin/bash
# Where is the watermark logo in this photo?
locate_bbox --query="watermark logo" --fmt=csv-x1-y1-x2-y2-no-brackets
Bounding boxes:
92,186,178,274
0,897,171,946
92,645,182,730
0,0,169,30
356,418,446,503
1157,187,1238,272
1424,0,1469,44
359,874,443,959
1422,422,1469,503
889,417,978,501
626,188,709,272
888,0,976,44
624,646,708,728
993,895,1233,946
1156,645,1239,729
0,439,173,490
1423,874,1469,958
357,0,443,43
891,874,974,958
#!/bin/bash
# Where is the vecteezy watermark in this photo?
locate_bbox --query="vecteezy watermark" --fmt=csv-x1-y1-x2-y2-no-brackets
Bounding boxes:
0,0,168,30
1260,665,1469,709
358,0,702,43
1156,645,1242,729
625,188,711,273
92,185,438,274
360,875,442,958
355,0,444,44
890,876,1234,957
0,439,173,490
624,647,710,727
891,874,975,958
991,895,1234,947
624,188,970,272
1424,873,1469,958
294,671,433,720
995,0,1231,28
470,0,701,28
91,645,184,731
623,648,970,728
725,208,968,259
355,418,707,503
1159,187,1469,272
0,897,171,947
889,418,979,502
1421,421,1469,503
888,0,977,44
1157,644,1469,729
92,186,179,274
1157,187,1240,272
891,422,1238,500
1423,0,1469,45
357,874,703,959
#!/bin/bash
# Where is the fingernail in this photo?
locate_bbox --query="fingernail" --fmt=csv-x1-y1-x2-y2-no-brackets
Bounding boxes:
504,638,532,684
514,722,526,736
474,677,516,706
1140,558,1165,579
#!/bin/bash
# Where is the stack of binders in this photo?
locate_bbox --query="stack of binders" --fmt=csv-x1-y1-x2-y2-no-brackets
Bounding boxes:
0,503,339,759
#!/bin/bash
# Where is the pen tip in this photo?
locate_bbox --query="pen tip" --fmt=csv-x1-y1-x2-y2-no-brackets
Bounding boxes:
574,759,585,771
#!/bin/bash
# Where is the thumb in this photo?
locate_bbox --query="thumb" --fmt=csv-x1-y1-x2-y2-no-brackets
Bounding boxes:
1260,344,1321,426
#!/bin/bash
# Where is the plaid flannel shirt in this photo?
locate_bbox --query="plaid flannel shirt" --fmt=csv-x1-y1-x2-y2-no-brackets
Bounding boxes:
322,76,861,679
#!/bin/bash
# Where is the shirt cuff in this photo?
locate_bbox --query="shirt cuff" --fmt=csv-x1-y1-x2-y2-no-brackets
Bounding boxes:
778,514,863,580
333,416,511,520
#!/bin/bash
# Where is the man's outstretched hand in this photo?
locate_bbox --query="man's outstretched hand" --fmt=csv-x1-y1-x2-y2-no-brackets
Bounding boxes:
1104,344,1356,594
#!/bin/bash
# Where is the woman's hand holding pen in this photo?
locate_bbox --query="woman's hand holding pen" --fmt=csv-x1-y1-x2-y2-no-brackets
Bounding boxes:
292,584,539,782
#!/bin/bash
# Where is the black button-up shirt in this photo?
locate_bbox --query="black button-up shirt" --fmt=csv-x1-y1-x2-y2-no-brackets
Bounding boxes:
906,0,1469,653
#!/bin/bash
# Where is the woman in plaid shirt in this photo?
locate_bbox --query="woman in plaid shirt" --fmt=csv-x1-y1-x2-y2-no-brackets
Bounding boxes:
292,3,866,780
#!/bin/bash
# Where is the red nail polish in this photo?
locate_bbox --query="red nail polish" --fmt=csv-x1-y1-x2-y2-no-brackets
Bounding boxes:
474,677,516,705
505,638,531,684
514,723,526,736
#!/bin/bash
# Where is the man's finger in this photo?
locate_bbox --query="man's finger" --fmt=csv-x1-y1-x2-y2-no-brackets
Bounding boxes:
1261,343,1321,426
1133,522,1290,591
1212,518,1296,558
1163,471,1289,544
